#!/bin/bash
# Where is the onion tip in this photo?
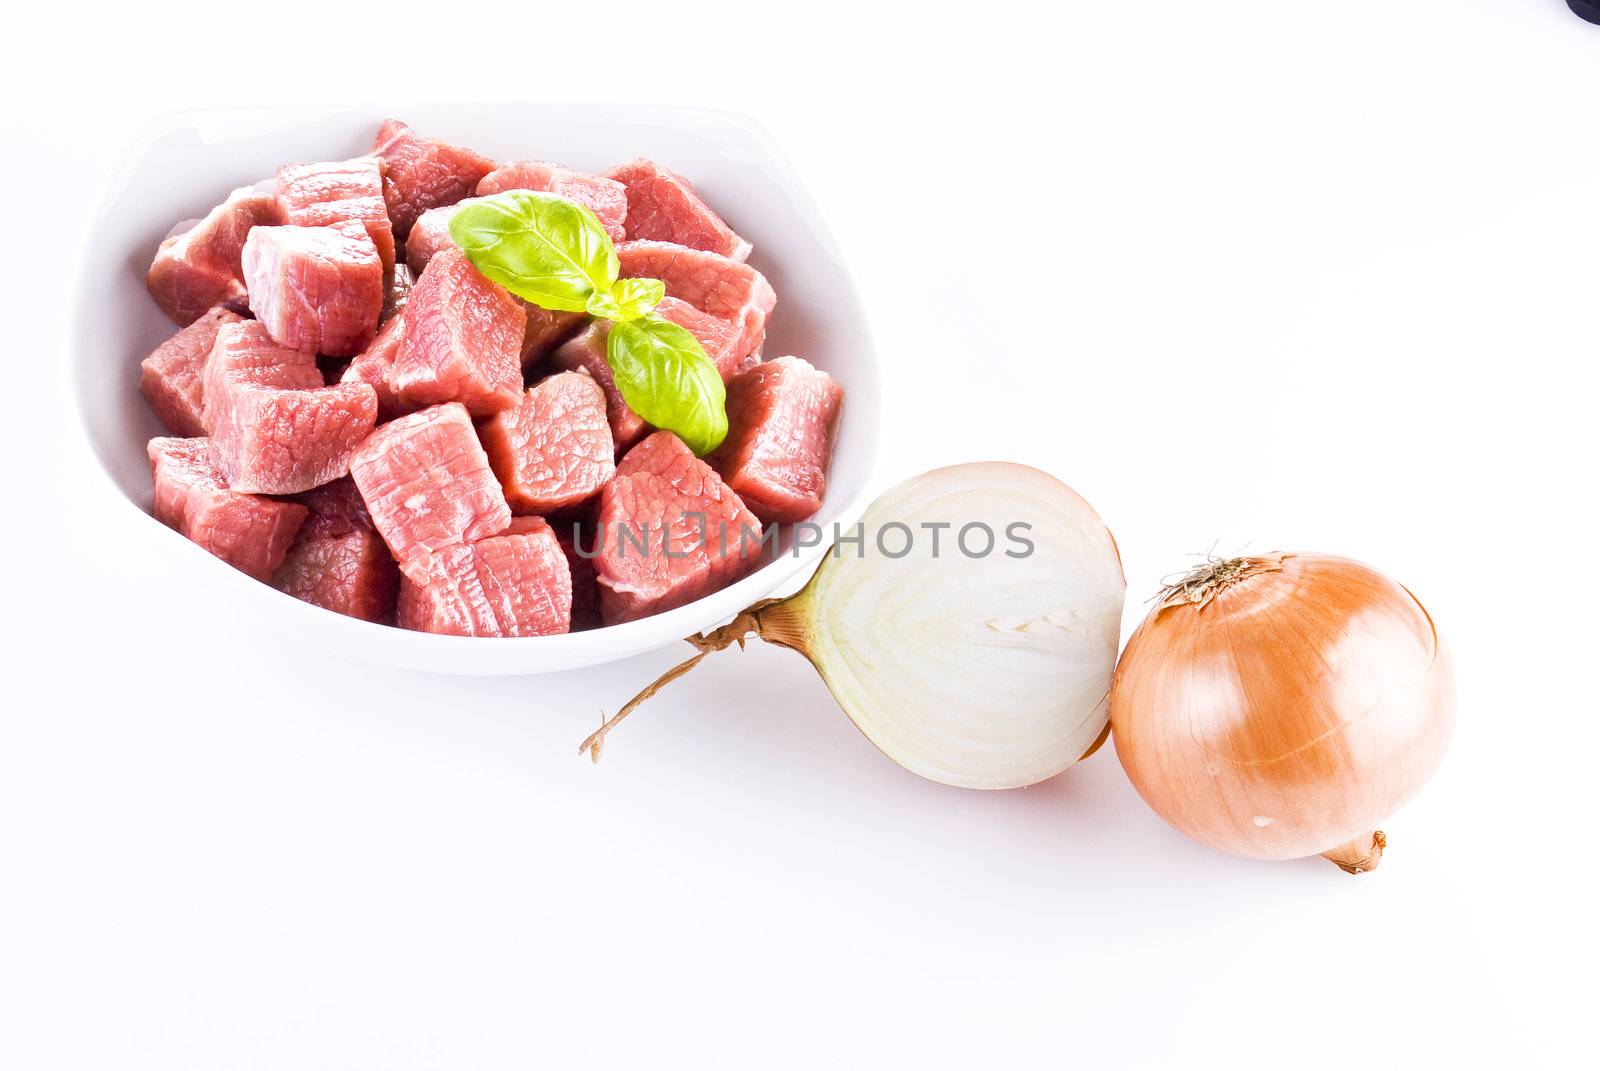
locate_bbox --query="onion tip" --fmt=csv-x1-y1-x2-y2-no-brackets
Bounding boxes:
1321,830,1387,875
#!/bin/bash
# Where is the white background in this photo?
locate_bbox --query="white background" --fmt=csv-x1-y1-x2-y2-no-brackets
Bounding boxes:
2,2,1595,1067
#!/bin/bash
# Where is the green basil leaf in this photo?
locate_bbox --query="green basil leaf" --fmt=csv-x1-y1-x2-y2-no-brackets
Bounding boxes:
605,277,666,321
448,191,618,313
606,316,728,456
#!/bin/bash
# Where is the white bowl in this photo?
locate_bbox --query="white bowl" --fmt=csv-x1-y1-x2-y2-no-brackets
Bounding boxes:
72,103,881,675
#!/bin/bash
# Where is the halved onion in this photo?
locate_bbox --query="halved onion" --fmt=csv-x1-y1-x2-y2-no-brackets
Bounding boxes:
1109,554,1455,872
584,463,1128,790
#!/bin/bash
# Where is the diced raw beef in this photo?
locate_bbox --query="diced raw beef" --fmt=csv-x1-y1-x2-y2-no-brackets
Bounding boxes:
274,527,398,622
713,356,844,523
618,241,775,365
140,307,245,436
397,517,571,637
479,373,615,515
273,478,399,622
391,247,524,417
476,161,628,243
148,436,308,581
241,221,384,358
201,320,323,429
370,118,495,241
275,157,396,271
403,199,471,274
146,185,281,326
213,383,379,494
340,313,409,422
347,402,512,579
203,322,378,494
555,524,602,631
656,295,753,378
547,296,748,451
594,431,761,624
605,159,751,261
296,476,376,537
547,320,646,450
405,201,584,366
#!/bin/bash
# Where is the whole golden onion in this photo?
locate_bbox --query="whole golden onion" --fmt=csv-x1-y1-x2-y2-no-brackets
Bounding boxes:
1109,553,1454,873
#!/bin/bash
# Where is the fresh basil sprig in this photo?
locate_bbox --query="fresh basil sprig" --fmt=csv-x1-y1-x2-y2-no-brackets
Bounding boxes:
450,192,727,455
606,317,728,455
449,191,617,313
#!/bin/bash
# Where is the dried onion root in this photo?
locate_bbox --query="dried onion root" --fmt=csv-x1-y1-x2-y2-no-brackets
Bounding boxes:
1109,553,1455,873
582,463,1127,790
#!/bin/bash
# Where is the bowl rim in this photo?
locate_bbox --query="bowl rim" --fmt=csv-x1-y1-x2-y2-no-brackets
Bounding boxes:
69,102,882,667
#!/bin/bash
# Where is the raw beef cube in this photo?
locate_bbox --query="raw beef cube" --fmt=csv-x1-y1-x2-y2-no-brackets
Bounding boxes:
391,247,524,416
403,199,471,274
547,320,647,450
476,161,628,242
139,307,245,436
273,478,398,622
713,356,844,524
204,322,378,494
397,517,571,637
547,296,748,451
275,157,396,271
618,241,775,366
241,221,384,358
347,402,512,579
340,313,409,421
211,382,379,495
479,373,615,515
274,527,398,622
370,118,495,241
605,159,751,261
200,320,323,430
146,185,281,326
594,431,761,624
404,200,584,365
295,476,376,538
656,296,752,379
148,436,308,581
555,524,603,631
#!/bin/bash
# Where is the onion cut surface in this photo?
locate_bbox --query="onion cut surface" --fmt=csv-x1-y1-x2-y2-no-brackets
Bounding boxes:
762,463,1126,789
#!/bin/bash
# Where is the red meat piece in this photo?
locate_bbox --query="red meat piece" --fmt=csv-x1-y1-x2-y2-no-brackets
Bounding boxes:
139,307,245,437
617,241,774,366
146,185,281,326
713,356,844,524
391,247,524,417
594,431,761,624
240,221,383,358
370,118,495,241
397,517,571,637
479,372,615,515
347,402,512,580
272,478,399,622
605,158,750,261
476,161,628,242
203,321,378,494
148,436,308,581
340,313,410,422
275,157,396,271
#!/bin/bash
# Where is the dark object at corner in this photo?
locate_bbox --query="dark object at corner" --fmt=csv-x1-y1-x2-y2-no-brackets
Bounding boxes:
1571,0,1600,26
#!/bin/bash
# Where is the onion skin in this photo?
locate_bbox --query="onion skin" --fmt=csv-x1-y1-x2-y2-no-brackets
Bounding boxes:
1109,554,1454,870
